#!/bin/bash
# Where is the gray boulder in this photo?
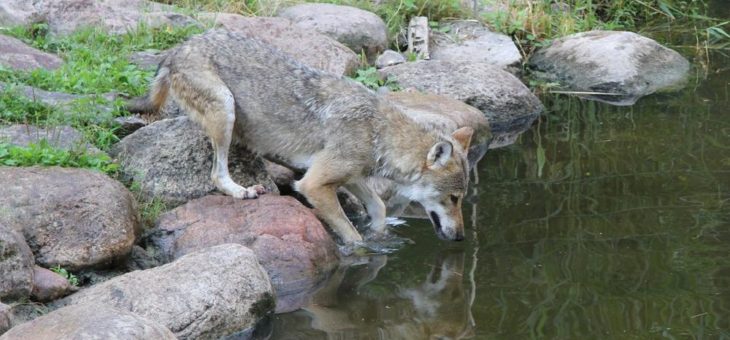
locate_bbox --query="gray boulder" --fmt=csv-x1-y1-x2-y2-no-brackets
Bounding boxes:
0,224,34,301
0,0,37,27
110,116,277,206
380,60,543,140
528,30,690,105
0,125,101,154
199,14,360,76
0,304,176,340
0,35,63,71
431,20,522,71
55,244,275,340
277,3,388,59
0,167,139,271
375,50,406,69
30,266,76,302
33,0,197,36
148,195,340,313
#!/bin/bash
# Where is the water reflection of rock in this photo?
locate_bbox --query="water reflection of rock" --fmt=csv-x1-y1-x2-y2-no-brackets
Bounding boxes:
270,250,474,339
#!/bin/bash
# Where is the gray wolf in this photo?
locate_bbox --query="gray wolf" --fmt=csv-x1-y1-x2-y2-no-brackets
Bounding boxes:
127,29,473,244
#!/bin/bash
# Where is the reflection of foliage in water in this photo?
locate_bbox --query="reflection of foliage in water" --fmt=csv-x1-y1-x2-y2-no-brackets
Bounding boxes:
472,70,730,338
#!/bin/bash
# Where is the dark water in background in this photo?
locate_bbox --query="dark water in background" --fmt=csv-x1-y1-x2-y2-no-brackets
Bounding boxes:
270,4,730,339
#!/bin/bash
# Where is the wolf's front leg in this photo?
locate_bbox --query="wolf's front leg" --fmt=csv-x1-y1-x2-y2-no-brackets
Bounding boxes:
345,181,387,234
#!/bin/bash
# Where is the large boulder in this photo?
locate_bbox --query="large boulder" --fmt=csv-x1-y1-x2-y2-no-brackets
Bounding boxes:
0,35,63,71
110,116,277,206
0,304,176,340
0,0,37,27
0,167,139,271
33,0,197,36
0,224,34,301
277,3,388,59
380,60,543,144
199,14,360,76
55,244,275,340
431,20,522,71
0,125,101,154
528,30,690,105
148,195,340,313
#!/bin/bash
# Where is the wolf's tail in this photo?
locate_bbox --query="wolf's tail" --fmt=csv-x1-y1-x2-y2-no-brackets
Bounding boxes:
124,66,171,114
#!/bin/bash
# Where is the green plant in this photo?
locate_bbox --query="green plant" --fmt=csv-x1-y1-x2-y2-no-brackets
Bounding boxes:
0,141,119,174
50,265,79,286
352,66,400,91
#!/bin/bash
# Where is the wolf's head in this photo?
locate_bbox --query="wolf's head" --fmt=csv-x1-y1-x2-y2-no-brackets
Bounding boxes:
399,127,473,241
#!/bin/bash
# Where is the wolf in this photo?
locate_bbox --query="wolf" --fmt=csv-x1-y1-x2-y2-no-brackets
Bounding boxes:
127,29,473,245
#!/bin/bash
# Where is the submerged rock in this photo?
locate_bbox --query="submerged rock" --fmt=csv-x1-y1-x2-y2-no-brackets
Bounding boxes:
0,167,139,271
0,35,63,71
199,14,360,76
0,304,176,340
148,195,340,313
55,244,274,340
277,3,388,59
380,60,543,143
0,224,34,301
431,20,522,71
110,116,277,206
528,30,690,105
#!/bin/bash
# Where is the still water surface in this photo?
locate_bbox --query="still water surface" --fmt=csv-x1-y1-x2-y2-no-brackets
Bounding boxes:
270,10,730,340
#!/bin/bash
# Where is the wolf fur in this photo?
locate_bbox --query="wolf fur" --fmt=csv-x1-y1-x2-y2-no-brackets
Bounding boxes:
127,29,473,244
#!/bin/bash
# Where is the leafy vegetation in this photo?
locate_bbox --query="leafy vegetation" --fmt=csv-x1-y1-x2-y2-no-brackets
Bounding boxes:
50,265,80,286
351,66,400,91
0,141,119,174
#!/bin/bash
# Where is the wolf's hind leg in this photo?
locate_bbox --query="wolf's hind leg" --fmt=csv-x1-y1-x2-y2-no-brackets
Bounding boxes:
345,181,387,233
171,71,265,199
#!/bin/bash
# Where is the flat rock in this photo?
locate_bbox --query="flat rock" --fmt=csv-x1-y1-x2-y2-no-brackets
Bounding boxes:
0,82,117,117
380,60,543,138
528,30,690,105
431,20,522,71
128,50,166,70
34,0,198,36
30,266,75,302
0,304,176,340
277,3,388,59
55,244,275,340
0,224,34,301
149,195,340,313
0,167,139,271
0,125,101,154
110,116,277,206
0,35,63,71
375,50,406,69
199,14,360,76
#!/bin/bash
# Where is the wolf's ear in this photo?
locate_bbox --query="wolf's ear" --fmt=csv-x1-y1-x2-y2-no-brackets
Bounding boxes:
452,127,474,151
427,141,453,169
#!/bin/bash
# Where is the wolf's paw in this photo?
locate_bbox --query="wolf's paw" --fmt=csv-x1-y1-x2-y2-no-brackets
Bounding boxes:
233,184,267,199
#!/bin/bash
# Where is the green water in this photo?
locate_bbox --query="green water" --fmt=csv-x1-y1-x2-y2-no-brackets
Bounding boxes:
270,14,730,340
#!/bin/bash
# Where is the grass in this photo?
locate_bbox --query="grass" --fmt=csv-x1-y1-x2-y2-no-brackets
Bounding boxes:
0,141,119,174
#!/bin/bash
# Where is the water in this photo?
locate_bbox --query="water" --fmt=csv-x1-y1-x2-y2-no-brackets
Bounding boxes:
269,13,730,340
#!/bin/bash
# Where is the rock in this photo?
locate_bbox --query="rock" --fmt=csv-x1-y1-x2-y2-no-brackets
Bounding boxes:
0,167,139,271
379,60,543,137
375,50,406,69
528,30,690,105
407,16,430,60
0,82,117,116
0,303,10,335
128,50,166,70
277,3,388,59
0,304,176,340
264,160,297,190
199,14,360,76
0,0,37,27
431,20,522,71
0,224,34,301
113,115,148,137
30,266,75,302
110,116,277,206
0,35,63,71
55,244,275,340
148,195,339,313
34,0,198,36
0,125,101,154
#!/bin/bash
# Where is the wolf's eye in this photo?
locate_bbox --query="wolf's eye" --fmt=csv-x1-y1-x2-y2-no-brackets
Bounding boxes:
450,195,459,204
